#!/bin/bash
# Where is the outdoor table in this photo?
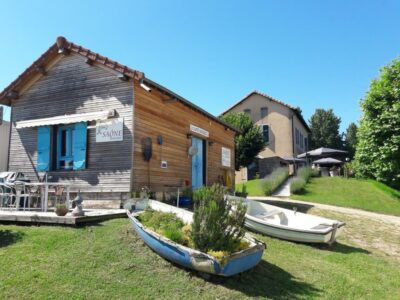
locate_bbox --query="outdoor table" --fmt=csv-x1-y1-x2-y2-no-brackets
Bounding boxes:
0,182,70,212
29,183,71,212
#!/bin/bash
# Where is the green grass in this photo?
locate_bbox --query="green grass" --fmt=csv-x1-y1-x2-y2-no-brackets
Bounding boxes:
1,217,399,299
236,179,264,196
291,177,400,216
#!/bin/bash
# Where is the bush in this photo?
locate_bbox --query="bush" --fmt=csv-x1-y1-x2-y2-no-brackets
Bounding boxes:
290,177,307,194
259,167,289,196
138,210,186,244
297,167,319,183
191,184,247,253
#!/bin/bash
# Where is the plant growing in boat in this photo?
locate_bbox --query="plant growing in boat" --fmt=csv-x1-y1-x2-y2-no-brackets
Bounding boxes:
191,184,247,254
137,184,250,264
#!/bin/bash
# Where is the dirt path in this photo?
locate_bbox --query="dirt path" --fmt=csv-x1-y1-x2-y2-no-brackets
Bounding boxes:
248,196,400,226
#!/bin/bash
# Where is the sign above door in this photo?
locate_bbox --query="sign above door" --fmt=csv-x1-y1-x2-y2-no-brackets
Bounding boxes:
190,124,209,138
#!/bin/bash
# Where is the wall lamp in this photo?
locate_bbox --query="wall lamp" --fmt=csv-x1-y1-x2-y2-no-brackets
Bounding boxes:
140,79,152,92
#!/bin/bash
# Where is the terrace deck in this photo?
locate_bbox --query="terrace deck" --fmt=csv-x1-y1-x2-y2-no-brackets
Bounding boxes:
0,209,126,225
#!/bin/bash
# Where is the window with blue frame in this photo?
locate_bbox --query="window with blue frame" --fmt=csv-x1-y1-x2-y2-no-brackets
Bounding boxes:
57,125,75,170
36,122,87,172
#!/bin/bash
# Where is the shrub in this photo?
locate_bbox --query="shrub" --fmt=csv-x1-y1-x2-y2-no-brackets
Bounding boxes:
191,184,247,253
290,177,306,194
259,167,289,195
138,210,187,244
297,167,319,182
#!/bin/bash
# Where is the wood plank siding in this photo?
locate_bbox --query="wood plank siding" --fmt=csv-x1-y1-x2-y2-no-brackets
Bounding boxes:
132,81,236,192
8,54,134,194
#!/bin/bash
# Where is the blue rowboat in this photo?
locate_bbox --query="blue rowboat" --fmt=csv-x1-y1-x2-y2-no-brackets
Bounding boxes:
127,200,266,277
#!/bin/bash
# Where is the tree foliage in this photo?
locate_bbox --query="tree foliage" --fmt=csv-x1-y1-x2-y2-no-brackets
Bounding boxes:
355,58,400,189
220,112,265,170
309,109,342,149
344,122,358,159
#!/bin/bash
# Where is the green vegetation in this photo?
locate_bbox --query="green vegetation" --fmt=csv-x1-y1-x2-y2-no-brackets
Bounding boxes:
192,184,247,253
290,177,307,194
291,167,320,194
1,212,399,299
355,57,400,189
309,108,342,149
220,112,265,170
236,179,264,197
138,210,186,245
260,167,289,196
291,177,400,216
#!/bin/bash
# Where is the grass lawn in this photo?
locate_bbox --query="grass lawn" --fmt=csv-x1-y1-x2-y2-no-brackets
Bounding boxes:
236,179,264,197
1,216,399,299
291,177,400,217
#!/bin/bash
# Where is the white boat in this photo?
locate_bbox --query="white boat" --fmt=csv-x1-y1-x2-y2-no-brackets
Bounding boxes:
243,199,345,244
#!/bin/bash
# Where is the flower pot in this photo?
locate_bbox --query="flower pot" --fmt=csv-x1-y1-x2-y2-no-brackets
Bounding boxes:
178,196,192,207
55,207,69,216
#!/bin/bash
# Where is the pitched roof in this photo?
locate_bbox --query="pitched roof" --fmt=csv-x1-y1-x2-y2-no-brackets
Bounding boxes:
221,90,311,132
0,37,238,133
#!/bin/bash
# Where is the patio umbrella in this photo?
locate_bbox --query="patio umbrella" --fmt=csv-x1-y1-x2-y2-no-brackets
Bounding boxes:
282,156,307,163
312,157,343,165
297,147,347,158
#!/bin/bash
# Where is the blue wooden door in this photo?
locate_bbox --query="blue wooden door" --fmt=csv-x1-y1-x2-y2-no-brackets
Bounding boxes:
191,137,204,189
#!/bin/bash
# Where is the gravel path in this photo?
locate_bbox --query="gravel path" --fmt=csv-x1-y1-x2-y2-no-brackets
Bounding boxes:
248,196,400,226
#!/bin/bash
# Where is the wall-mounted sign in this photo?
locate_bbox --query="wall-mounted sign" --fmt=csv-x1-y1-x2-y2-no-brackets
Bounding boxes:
221,147,231,167
96,118,123,142
190,124,209,138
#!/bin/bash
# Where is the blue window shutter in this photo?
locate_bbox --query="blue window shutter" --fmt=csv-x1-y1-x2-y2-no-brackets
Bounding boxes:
73,122,87,170
37,126,51,171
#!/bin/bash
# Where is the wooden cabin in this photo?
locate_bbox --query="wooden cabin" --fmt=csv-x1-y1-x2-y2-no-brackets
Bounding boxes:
0,37,237,207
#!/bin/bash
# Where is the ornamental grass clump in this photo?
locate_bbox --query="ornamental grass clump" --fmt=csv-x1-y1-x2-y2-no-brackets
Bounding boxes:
260,167,289,195
290,167,319,194
191,184,247,254
290,177,307,194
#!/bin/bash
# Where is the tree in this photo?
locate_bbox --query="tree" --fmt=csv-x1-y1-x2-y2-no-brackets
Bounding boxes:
355,58,400,189
309,109,342,149
344,122,358,159
220,112,265,170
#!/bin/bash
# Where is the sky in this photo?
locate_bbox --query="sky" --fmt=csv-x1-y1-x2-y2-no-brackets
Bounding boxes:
1,0,399,132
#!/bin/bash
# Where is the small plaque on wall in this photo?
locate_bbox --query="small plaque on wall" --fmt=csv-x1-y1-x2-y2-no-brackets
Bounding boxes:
221,147,231,167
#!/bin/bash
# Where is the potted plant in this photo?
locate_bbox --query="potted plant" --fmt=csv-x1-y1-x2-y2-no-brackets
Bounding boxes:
179,187,193,206
55,203,69,216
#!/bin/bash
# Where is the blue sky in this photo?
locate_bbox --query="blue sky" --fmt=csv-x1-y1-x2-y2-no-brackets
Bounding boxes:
1,0,399,132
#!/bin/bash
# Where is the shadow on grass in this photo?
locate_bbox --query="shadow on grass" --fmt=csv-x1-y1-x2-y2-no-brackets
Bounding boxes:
0,230,24,248
313,242,370,255
216,260,321,299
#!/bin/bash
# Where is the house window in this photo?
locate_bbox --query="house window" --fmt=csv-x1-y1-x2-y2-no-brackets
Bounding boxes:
57,125,75,170
243,109,251,115
36,122,87,172
295,128,299,145
261,124,269,144
260,107,268,118
300,133,303,148
304,137,308,150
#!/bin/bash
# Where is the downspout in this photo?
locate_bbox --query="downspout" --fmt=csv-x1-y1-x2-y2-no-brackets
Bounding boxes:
6,105,13,171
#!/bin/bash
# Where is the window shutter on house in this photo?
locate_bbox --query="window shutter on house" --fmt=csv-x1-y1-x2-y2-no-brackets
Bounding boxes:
37,126,51,171
73,122,87,170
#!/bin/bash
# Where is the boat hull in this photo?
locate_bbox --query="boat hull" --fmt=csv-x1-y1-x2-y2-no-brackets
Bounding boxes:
245,217,344,244
127,203,265,277
241,199,345,244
